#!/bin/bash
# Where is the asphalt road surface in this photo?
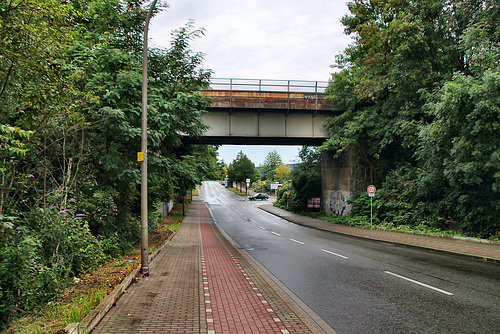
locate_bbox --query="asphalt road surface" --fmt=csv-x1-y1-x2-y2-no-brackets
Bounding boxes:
200,181,500,334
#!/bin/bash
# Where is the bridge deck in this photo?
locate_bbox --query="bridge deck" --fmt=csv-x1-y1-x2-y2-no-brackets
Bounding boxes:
185,79,335,145
202,90,331,111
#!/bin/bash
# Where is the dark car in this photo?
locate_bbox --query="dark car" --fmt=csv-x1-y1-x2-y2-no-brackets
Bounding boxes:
249,193,269,201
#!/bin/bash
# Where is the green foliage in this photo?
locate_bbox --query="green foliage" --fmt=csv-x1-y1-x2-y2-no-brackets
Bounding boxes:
274,147,322,212
274,183,304,213
274,164,291,183
0,210,108,327
0,0,213,328
260,150,283,182
372,165,416,226
324,0,500,239
291,147,322,210
416,69,500,237
227,151,258,184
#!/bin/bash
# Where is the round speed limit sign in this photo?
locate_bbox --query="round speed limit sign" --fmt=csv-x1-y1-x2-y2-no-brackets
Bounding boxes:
367,185,376,197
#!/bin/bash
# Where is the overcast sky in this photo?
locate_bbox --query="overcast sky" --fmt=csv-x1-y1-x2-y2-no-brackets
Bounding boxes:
149,0,352,165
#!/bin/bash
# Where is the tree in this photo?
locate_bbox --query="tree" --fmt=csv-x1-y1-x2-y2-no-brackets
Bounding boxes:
67,16,212,219
414,4,500,238
274,164,291,183
324,0,470,169
417,71,500,237
275,147,321,212
189,145,225,181
227,151,257,186
260,150,283,181
292,147,322,208
324,0,500,238
0,0,214,326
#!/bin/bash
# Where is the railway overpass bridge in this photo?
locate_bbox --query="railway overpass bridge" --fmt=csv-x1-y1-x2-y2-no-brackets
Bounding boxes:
183,78,335,146
183,78,365,217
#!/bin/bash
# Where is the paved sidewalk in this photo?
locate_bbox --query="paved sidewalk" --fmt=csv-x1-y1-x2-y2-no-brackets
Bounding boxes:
258,204,500,262
92,200,334,334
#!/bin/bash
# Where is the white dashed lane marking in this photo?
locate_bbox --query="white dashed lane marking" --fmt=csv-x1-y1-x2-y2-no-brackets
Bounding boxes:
384,271,454,296
290,238,305,245
321,249,349,259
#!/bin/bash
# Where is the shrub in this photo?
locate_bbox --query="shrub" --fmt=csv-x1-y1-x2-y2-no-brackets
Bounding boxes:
0,209,108,328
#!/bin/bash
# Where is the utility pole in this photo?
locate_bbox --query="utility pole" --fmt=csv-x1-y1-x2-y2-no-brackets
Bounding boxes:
140,0,158,276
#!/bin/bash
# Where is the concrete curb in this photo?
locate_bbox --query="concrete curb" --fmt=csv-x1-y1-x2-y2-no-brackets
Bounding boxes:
258,205,500,263
63,230,177,334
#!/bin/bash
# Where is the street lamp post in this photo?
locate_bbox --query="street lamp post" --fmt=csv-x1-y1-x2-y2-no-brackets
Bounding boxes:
140,0,158,276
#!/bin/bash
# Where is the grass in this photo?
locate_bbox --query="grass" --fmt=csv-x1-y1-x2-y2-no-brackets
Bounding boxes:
4,201,190,334
227,187,250,196
5,259,134,334
310,212,474,239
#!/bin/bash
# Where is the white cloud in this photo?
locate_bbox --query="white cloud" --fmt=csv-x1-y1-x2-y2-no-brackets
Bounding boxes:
150,0,352,81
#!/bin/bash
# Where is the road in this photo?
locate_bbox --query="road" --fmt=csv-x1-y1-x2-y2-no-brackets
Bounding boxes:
200,181,500,334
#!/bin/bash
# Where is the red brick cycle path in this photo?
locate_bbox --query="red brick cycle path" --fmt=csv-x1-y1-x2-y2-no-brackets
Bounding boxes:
92,200,322,334
199,206,290,334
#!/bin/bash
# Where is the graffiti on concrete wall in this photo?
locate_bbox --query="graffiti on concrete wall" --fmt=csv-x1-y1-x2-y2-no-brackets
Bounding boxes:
327,190,352,216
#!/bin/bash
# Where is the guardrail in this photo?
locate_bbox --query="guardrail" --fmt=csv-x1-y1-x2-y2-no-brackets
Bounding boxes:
208,78,329,94
204,78,331,111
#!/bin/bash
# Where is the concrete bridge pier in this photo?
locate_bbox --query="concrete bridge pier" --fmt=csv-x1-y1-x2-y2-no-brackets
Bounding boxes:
322,149,362,216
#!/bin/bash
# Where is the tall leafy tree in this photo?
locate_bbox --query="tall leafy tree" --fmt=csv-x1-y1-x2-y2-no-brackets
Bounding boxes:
66,7,212,228
274,164,291,183
324,0,470,168
227,151,257,185
416,9,500,237
291,147,322,207
275,147,322,212
260,150,283,181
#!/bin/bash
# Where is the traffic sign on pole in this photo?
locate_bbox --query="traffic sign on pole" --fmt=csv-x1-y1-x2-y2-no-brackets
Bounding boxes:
367,185,376,197
367,185,376,226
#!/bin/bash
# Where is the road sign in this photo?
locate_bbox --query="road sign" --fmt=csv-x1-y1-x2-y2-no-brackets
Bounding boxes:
367,185,376,226
367,185,376,197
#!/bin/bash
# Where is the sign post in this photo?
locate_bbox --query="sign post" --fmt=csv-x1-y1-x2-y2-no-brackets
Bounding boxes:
367,185,376,226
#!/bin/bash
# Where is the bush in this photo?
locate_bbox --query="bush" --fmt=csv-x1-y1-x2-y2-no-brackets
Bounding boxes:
0,209,108,328
274,184,304,213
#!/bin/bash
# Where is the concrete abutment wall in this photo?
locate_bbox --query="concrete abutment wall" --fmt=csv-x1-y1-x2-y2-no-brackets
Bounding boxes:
321,149,369,216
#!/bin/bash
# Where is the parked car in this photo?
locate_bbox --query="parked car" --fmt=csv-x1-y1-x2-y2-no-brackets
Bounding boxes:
249,193,269,201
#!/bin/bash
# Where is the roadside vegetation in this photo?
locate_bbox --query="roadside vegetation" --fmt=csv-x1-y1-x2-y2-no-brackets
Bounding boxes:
274,1,499,241
2,0,499,330
3,201,188,334
0,0,223,329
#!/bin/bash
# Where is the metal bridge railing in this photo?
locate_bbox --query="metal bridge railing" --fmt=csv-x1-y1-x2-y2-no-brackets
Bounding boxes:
208,78,329,94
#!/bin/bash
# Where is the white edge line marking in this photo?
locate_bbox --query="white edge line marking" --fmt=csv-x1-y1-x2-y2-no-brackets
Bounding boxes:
271,232,281,236
290,238,305,245
321,249,348,259
259,226,266,230
384,271,454,296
